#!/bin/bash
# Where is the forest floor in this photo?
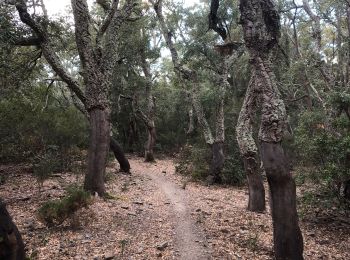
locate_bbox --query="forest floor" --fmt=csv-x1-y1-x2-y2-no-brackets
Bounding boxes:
1,156,350,259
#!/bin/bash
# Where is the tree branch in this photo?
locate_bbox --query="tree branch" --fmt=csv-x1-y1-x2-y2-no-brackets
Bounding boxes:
13,0,86,104
71,0,97,71
208,0,227,41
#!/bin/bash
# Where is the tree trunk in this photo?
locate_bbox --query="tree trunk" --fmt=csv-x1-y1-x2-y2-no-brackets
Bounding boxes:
0,201,25,260
84,108,110,196
207,142,224,184
243,153,265,212
344,179,350,200
140,48,157,162
239,0,304,258
236,72,266,212
110,137,130,173
145,126,156,162
71,92,131,173
260,142,303,260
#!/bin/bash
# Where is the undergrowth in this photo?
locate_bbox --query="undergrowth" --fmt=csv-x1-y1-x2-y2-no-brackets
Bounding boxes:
38,185,92,227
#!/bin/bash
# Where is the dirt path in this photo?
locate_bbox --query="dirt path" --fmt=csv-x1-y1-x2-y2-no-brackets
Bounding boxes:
145,168,210,260
1,157,349,259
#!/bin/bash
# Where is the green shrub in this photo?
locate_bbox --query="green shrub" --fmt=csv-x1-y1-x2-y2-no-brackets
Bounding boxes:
32,151,60,189
38,186,91,226
175,142,245,185
175,144,209,181
294,110,350,196
0,92,88,163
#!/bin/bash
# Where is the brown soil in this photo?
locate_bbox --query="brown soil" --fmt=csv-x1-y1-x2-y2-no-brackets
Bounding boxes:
0,157,349,259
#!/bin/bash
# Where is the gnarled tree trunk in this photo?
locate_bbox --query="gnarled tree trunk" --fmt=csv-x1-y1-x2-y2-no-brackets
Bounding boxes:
236,72,265,212
0,200,25,260
239,0,304,258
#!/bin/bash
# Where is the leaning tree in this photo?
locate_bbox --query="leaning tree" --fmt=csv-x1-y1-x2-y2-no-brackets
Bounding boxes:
237,0,304,258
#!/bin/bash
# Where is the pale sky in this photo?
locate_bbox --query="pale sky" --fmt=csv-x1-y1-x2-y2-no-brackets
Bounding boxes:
44,0,200,16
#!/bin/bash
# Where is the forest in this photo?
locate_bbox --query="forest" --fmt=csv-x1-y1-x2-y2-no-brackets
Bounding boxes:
0,0,349,259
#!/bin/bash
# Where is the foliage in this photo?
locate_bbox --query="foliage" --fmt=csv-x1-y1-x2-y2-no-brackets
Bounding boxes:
294,110,350,196
0,88,88,163
37,186,92,227
32,150,60,189
175,140,245,185
175,144,209,181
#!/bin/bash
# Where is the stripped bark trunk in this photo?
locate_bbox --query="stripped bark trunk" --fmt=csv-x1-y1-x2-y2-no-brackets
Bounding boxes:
344,180,350,200
261,143,304,259
0,200,25,260
84,108,110,195
127,116,139,152
110,137,130,172
71,92,130,172
208,141,224,184
240,0,304,258
71,0,110,195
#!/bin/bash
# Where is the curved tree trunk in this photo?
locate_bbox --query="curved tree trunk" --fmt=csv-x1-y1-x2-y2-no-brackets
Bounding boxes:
110,137,130,172
236,73,265,212
260,143,303,259
145,126,156,162
84,108,110,196
0,201,25,260
239,0,304,258
255,56,304,259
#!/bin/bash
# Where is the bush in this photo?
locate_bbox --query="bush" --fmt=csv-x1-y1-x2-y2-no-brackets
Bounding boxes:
32,150,60,189
38,186,92,226
294,110,350,197
175,142,245,185
175,144,209,181
0,91,88,163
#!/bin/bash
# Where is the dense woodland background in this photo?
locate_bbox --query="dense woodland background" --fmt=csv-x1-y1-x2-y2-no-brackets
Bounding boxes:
0,0,349,259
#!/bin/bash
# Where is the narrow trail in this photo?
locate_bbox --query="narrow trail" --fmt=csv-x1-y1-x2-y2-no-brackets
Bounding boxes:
2,157,349,259
145,169,210,260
